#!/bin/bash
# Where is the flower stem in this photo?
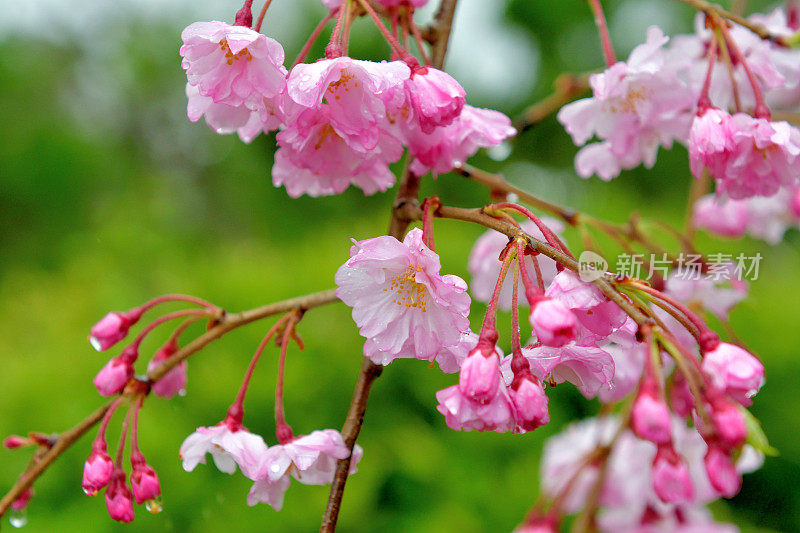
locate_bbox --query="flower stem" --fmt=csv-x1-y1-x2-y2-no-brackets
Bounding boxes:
275,311,301,443
294,9,339,68
253,0,274,32
353,0,419,68
587,0,616,66
714,15,771,118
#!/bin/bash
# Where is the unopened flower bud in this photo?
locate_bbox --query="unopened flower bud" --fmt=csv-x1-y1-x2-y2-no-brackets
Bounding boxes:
89,309,142,351
651,445,694,504
669,373,695,417
3,435,27,449
147,341,187,399
458,350,501,404
704,445,741,498
130,452,161,505
105,468,135,523
709,396,747,448
407,66,466,133
93,355,135,397
509,374,549,432
529,298,577,347
631,382,672,445
703,342,764,406
82,441,114,496
11,488,33,512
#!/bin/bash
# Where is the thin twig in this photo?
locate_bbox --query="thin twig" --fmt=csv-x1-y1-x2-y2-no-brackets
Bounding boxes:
674,0,790,46
512,73,590,134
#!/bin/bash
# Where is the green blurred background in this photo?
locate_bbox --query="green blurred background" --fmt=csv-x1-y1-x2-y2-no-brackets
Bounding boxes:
1,0,799,531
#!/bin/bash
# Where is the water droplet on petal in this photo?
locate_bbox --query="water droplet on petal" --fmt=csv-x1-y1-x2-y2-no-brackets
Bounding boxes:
9,508,27,528
178,389,187,397
89,337,102,351
82,487,97,496
145,496,163,514
269,464,281,473
505,192,519,204
487,141,512,161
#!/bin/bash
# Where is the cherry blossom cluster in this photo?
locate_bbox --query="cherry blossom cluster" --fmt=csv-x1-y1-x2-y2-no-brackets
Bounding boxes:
558,7,800,247
180,0,513,198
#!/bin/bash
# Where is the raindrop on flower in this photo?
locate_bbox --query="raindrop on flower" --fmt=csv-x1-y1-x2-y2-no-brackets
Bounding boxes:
178,388,187,397
487,141,511,161
145,496,163,514
9,508,27,528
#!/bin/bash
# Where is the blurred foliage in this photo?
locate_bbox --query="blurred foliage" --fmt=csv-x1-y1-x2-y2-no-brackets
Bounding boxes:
1,0,799,531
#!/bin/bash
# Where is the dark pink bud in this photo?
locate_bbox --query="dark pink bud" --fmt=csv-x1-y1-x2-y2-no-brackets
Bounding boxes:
82,442,114,496
669,373,695,417
147,341,187,399
529,298,577,347
130,452,161,505
651,445,694,504
105,468,135,523
631,382,672,445
3,435,27,449
89,309,143,352
458,351,501,404
11,488,33,512
93,355,135,397
704,445,741,498
509,374,549,432
709,396,747,448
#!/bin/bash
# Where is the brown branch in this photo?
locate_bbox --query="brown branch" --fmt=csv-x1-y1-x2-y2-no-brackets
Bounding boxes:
0,399,115,516
674,0,790,46
435,205,653,328
0,288,340,517
513,73,590,134
429,0,459,69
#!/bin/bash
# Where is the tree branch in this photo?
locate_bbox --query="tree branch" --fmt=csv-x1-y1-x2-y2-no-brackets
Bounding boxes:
0,288,340,517
674,0,791,46
320,2,461,529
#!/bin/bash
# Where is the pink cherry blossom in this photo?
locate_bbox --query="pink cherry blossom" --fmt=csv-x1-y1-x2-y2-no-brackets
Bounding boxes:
688,107,734,180
508,374,550,432
692,194,749,238
522,343,615,398
272,107,401,197
432,330,479,373
557,26,695,180
709,396,747,448
702,342,764,406
186,83,282,143
704,445,741,498
405,67,465,133
180,21,287,112
335,228,471,364
407,105,515,176
179,423,267,478
286,57,409,152
597,340,646,403
468,219,564,310
665,267,747,321
694,110,800,200
104,468,134,523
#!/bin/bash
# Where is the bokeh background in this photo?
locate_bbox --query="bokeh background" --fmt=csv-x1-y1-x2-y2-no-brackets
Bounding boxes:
1,0,799,531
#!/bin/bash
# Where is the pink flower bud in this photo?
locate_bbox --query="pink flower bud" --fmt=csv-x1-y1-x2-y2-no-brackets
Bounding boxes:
105,468,134,523
704,445,741,498
82,442,114,496
130,452,161,505
529,298,577,347
147,341,187,399
11,488,33,512
407,67,466,133
89,309,142,351
709,396,747,448
458,351,501,404
509,375,549,432
93,355,135,397
3,435,27,449
703,342,764,406
791,187,800,218
668,373,695,417
631,383,672,445
651,445,694,504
